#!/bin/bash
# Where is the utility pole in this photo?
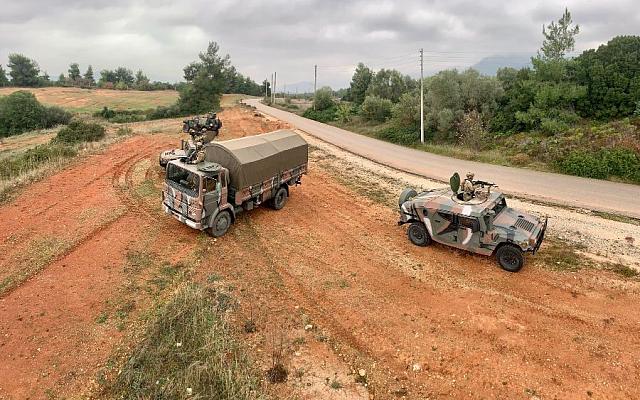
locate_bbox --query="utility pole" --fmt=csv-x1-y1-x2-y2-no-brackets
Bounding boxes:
265,76,268,99
313,64,317,110
270,73,274,104
420,48,424,144
273,72,277,104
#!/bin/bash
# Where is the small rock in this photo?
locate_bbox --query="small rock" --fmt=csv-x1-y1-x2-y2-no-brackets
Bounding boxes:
412,363,421,372
304,324,313,331
186,387,193,396
358,369,366,377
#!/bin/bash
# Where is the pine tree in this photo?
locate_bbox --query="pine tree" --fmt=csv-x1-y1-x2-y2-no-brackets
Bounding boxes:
84,65,95,86
539,8,580,60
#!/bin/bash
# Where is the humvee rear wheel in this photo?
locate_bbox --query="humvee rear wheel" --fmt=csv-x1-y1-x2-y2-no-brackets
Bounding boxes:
407,222,431,247
399,188,418,207
210,210,232,238
496,245,524,272
271,187,288,210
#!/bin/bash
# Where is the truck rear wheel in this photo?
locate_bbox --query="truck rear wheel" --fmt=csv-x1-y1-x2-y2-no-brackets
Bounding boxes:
271,186,288,210
399,188,418,207
496,244,524,272
210,210,232,238
407,222,431,247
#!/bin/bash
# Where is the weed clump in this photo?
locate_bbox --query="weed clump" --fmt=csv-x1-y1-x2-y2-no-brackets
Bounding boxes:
54,120,105,144
103,284,265,399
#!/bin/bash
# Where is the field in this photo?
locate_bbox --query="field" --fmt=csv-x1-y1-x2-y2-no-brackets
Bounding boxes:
0,87,179,113
0,92,639,399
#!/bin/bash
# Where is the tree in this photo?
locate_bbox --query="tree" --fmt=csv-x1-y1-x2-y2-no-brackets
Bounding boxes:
349,63,373,105
68,63,81,81
178,42,230,113
114,67,134,86
7,54,40,87
539,8,580,61
0,65,8,87
573,35,640,119
366,69,414,103
313,87,335,111
57,73,66,86
135,70,150,89
84,65,95,86
391,91,422,131
361,95,393,122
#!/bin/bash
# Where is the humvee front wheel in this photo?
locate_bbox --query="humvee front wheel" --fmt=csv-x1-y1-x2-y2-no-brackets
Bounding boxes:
271,186,288,210
407,222,431,247
496,244,524,272
210,210,232,238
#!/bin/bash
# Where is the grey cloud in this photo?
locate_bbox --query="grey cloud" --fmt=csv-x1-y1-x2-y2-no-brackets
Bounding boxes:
0,0,638,89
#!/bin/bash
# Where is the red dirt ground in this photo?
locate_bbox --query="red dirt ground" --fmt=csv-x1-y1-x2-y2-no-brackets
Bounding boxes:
1,106,639,399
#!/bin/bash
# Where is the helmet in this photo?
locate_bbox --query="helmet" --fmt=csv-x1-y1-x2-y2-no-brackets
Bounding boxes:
466,172,474,179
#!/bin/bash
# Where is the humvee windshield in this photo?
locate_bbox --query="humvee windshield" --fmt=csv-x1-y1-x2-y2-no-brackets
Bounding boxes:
167,164,200,196
492,197,507,215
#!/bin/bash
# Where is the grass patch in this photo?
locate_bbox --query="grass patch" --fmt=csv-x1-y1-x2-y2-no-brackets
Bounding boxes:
0,236,70,296
0,144,77,180
135,179,157,198
534,239,586,272
101,283,266,399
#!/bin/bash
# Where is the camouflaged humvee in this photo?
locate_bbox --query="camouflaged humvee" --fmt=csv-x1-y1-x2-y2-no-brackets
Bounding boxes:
163,130,308,237
398,173,547,272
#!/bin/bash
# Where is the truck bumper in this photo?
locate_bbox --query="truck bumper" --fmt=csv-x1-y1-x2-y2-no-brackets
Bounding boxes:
164,205,204,230
532,217,548,255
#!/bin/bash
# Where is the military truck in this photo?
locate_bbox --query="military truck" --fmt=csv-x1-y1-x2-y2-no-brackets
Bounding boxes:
162,130,308,237
398,173,547,272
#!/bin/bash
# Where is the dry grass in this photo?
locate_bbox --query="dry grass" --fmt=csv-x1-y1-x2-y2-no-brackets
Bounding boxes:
0,87,178,113
102,283,267,399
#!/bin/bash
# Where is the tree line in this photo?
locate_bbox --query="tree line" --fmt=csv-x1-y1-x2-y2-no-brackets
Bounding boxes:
307,9,639,144
0,52,265,96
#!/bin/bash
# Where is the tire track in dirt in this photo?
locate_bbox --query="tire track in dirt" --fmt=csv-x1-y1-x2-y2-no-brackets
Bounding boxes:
204,167,640,399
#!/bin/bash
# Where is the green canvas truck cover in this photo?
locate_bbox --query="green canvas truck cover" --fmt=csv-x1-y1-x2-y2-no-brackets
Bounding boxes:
204,129,308,189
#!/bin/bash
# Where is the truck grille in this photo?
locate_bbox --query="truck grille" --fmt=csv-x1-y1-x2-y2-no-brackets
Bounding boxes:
515,218,535,232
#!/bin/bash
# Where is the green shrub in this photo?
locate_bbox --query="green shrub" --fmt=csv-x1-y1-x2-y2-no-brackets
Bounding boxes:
335,103,353,123
43,106,72,127
0,144,77,179
313,87,335,111
302,106,337,122
0,91,72,137
558,148,640,182
146,104,185,120
360,96,392,122
376,126,418,145
54,121,106,144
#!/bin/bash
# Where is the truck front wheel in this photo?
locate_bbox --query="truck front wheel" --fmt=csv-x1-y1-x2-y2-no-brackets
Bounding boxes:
495,244,524,272
210,210,232,238
271,186,288,210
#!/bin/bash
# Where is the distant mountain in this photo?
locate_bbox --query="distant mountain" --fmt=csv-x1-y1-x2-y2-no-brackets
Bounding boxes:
471,54,532,75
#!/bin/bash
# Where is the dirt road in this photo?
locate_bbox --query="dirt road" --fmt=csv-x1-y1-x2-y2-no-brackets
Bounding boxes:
246,99,640,219
1,105,639,399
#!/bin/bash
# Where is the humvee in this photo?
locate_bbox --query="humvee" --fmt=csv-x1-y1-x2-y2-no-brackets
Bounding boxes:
398,173,547,272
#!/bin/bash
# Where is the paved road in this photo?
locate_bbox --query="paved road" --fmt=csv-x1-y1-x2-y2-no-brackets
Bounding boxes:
245,99,640,218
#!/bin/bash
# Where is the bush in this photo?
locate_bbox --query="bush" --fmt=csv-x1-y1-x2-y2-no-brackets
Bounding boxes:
558,148,640,182
335,103,353,123
0,91,72,137
360,96,392,122
54,121,106,144
302,106,337,122
376,126,419,145
456,110,487,151
146,104,185,120
0,144,77,180
391,92,421,131
43,106,72,127
313,87,335,111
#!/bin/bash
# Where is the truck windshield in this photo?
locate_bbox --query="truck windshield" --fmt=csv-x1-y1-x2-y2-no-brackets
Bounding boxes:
167,164,200,196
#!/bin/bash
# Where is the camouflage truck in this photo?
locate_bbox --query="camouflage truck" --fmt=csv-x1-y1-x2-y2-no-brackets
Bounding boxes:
163,130,308,237
398,173,547,272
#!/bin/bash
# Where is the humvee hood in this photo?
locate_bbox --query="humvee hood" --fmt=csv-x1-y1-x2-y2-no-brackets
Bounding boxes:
493,207,541,237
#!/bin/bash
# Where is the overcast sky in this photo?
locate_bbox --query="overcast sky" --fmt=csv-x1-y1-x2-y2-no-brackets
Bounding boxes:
1,0,638,89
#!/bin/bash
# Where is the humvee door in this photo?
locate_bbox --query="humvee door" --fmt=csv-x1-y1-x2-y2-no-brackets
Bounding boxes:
431,210,458,245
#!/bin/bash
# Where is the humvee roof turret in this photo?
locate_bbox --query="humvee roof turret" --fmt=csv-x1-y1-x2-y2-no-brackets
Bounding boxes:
398,173,547,272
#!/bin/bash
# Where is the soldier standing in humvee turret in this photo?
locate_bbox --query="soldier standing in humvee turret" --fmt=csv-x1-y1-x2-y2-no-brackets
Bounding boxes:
462,172,477,201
